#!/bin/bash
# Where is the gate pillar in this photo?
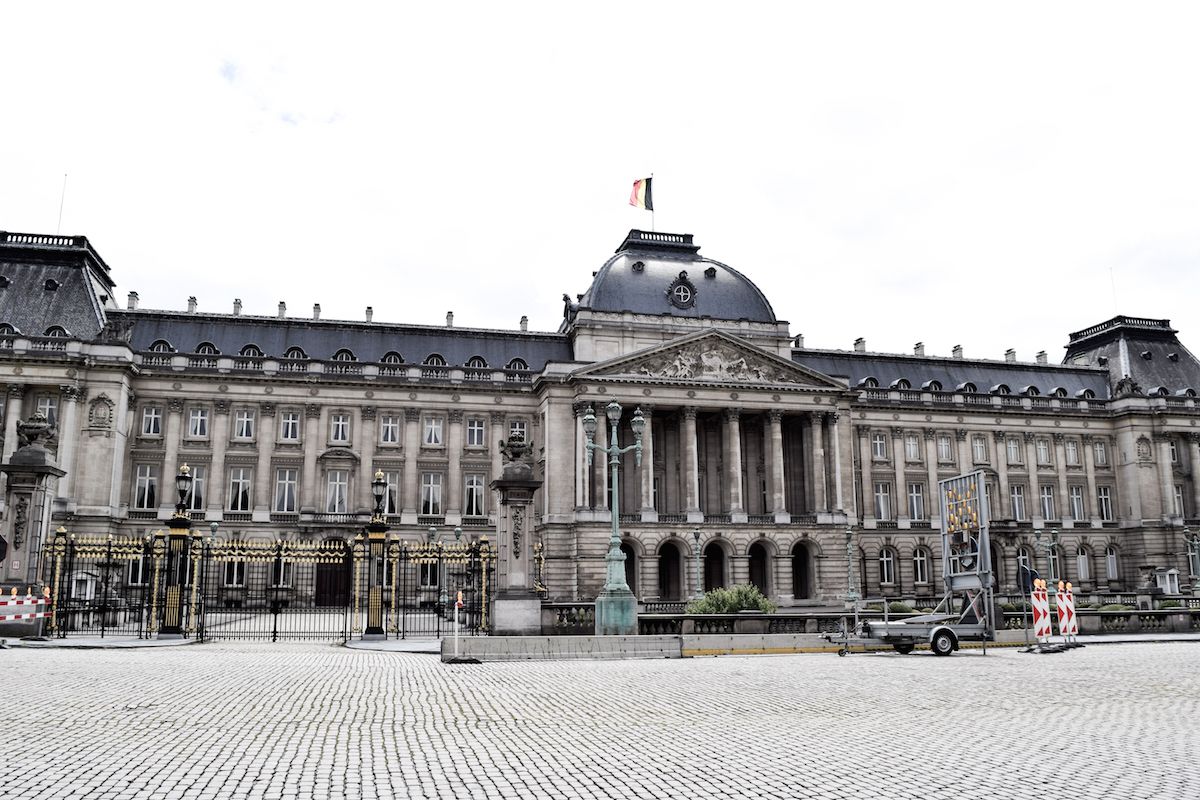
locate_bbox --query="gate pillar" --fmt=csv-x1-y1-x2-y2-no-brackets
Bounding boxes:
158,465,195,639
361,470,390,640
490,433,543,635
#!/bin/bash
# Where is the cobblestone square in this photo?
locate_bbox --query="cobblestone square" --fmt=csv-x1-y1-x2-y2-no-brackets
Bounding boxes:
3,642,1196,799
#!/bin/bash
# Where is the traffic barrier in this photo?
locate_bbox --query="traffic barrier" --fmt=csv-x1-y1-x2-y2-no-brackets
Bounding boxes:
1062,582,1079,639
1031,579,1052,641
0,588,51,622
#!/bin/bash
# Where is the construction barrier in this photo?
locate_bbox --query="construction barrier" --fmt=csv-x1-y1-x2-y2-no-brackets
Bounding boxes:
1031,579,1052,641
0,588,51,622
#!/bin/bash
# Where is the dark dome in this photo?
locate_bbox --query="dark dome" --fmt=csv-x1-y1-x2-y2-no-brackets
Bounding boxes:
576,230,776,323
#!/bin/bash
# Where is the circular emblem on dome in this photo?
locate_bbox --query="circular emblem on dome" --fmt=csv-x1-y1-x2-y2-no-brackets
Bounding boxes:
666,271,697,309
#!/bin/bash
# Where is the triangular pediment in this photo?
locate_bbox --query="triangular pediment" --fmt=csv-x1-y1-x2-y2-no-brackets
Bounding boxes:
571,330,845,389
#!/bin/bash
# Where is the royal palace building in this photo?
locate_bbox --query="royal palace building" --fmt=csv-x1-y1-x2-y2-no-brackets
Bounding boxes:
1,228,1198,607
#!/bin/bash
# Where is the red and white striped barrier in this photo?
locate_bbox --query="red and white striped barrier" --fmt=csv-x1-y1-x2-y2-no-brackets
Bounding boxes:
1031,580,1052,641
1061,582,1079,638
0,590,52,622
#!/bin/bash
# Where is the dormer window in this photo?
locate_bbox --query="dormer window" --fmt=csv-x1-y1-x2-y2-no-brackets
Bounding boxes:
506,358,529,371
240,344,264,357
283,346,307,360
1052,387,1068,398
381,352,404,364
858,376,879,389
958,382,978,394
1077,389,1096,400
196,342,219,355
890,379,911,390
149,340,174,353
991,384,1011,395
1021,386,1040,397
922,380,943,392
424,354,447,367
465,356,488,370
44,326,69,337
332,349,356,362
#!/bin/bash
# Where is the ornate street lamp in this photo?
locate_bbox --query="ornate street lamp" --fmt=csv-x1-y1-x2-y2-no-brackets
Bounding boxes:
583,401,644,634
170,464,193,528
691,529,702,601
159,464,194,638
1034,528,1060,583
362,469,390,639
844,526,861,605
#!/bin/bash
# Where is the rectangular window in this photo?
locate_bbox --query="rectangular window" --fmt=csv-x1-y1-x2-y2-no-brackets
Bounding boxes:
1094,440,1108,466
1069,486,1085,521
1170,440,1179,463
871,433,888,460
1076,548,1090,582
1174,484,1185,517
36,393,58,426
128,556,149,586
873,482,891,520
985,483,995,520
972,436,987,463
904,434,921,462
464,473,486,517
326,470,348,513
142,406,162,436
907,482,925,520
330,413,350,444
228,467,252,511
1007,438,1022,464
270,560,294,588
133,464,158,509
1040,486,1056,520
936,434,953,462
1106,547,1119,580
280,411,300,441
1036,438,1051,465
421,472,443,515
509,419,528,442
186,465,207,512
879,549,895,585
234,409,255,440
466,418,486,447
384,470,400,515
1097,486,1113,521
380,414,400,445
423,416,444,446
1065,439,1080,466
188,407,209,438
913,549,929,584
1010,484,1026,521
274,468,298,513
419,562,439,588
222,561,246,587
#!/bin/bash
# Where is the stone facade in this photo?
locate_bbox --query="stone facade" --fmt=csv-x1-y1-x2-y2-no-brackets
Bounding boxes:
1,228,1198,604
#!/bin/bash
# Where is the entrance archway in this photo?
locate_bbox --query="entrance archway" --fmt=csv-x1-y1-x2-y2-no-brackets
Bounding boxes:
748,541,770,597
620,541,638,597
703,542,726,592
658,540,682,600
792,542,812,599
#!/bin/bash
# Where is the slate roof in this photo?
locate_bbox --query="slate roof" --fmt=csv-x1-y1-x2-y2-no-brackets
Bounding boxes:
0,233,113,340
573,230,777,323
110,310,572,370
792,349,1111,398
1063,316,1200,395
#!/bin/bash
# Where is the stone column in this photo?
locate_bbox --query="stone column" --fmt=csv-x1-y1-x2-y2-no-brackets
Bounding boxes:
810,413,827,513
401,408,421,520
682,407,702,522
207,399,231,516
253,402,276,522
830,412,845,513
768,410,787,521
2,385,26,463
858,427,874,523
301,404,321,513
574,403,589,511
1024,432,1041,525
725,408,745,520
595,413,609,511
1054,432,1070,525
490,411,506,516
1082,434,1100,527
955,429,970,475
891,426,907,523
993,431,1010,519
1155,434,1176,520
924,428,940,527
53,386,82,503
639,406,657,520
356,407,377,513
1189,434,1200,520
446,409,463,521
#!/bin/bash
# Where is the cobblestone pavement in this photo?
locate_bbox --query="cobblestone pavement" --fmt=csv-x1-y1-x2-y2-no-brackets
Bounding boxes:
3,643,1197,799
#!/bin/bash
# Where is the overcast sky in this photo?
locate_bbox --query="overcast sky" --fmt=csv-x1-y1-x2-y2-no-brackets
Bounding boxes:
3,2,1198,363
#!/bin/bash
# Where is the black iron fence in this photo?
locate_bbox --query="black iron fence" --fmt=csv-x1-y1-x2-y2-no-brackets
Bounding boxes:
42,529,496,642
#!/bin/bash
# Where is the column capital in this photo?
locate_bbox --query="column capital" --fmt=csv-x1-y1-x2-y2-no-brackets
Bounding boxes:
1052,431,1065,443
168,398,185,414
490,411,506,425
404,407,421,422
638,404,653,418
1188,432,1200,444
955,429,968,441
891,426,904,438
305,403,322,419
573,401,590,417
361,405,377,421
1023,431,1036,443
924,427,937,440
856,425,870,438
724,407,742,421
7,383,26,399
825,411,839,424
448,408,464,423
59,385,83,402
768,409,784,424
993,430,1006,443
681,406,698,421
259,402,276,418
214,399,231,415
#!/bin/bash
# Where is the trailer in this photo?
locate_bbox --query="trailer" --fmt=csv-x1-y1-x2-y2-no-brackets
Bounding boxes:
825,471,995,657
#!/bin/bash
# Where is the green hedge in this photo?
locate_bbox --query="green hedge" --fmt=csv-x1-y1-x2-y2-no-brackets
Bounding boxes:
685,584,778,614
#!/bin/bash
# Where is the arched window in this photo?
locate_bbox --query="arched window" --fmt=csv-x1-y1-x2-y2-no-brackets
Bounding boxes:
1052,387,1068,398
465,356,488,369
283,346,308,360
506,357,529,371
878,547,897,586
991,384,1011,395
1022,385,1040,396
381,352,404,364
1151,386,1170,397
424,354,447,367
658,540,684,601
859,376,879,389
332,349,356,362
149,340,174,353
748,541,770,597
1075,545,1091,582
1017,546,1034,586
791,542,813,600
922,380,943,392
1077,389,1096,400
891,378,911,390
913,547,931,585
1177,388,1197,398
44,326,69,337
240,344,264,357
1105,546,1120,581
958,382,977,394
620,541,638,597
0,323,15,335
196,342,219,355
703,542,727,592
1047,546,1062,583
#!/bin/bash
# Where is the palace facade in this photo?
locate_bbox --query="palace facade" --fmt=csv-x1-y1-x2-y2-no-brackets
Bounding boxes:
2,228,1198,606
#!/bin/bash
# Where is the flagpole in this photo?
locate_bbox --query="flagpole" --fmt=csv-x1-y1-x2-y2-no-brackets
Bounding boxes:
650,172,655,232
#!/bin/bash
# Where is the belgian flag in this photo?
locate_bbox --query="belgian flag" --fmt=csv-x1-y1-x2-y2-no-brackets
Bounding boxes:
629,177,653,211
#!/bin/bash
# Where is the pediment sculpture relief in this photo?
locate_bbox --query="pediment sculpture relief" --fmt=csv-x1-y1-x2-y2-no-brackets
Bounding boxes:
634,343,797,383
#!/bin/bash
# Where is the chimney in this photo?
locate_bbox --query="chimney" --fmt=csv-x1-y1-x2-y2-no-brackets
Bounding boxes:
277,301,286,318
126,291,139,310
187,296,197,313
446,311,454,328
914,342,924,357
794,333,804,349
1036,350,1048,364
853,337,866,352
952,344,963,359
520,315,528,332
233,298,242,316
1005,348,1016,363
313,303,321,320
365,306,373,323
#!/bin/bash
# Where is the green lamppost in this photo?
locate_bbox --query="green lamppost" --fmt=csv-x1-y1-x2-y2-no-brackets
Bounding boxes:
583,401,644,635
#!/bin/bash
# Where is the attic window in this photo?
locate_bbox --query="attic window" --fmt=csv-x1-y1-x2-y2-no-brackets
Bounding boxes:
1151,386,1169,397
381,352,404,364
1052,387,1068,398
1021,386,1040,397
922,380,943,392
704,267,717,279
240,344,264,357
283,346,307,360
1141,351,1153,360
958,382,978,394
0,276,9,288
858,377,879,389
332,349,356,362
149,340,174,353
465,356,488,369
44,326,68,337
631,261,645,273
506,358,529,371
424,354,447,367
1077,389,1096,400
991,384,1011,395
196,342,219,355
44,279,61,291
1097,356,1109,366
1168,352,1179,362
890,379,911,390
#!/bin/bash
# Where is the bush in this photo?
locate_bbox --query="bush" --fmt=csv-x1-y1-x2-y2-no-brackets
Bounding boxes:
1098,603,1132,612
685,584,777,614
887,601,914,614
1158,600,1183,610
